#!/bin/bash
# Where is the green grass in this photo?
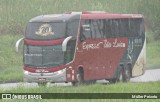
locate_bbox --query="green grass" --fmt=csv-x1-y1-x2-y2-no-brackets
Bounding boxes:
0,82,159,102
146,40,160,68
0,35,23,82
1,82,160,93
0,0,160,35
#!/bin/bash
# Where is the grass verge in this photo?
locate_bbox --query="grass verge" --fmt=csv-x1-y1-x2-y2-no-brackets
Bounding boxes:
146,40,160,68
0,35,23,82
1,82,160,93
0,82,159,102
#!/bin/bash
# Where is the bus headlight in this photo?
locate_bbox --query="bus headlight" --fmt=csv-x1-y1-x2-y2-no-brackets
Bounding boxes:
24,71,29,75
57,68,66,74
24,70,29,75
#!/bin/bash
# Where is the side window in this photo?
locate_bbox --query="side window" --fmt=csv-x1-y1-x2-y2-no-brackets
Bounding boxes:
136,19,143,36
119,19,130,37
103,19,120,38
80,19,105,41
103,19,111,38
65,40,76,63
67,20,80,39
129,19,141,37
91,20,104,38
139,19,145,36
102,18,144,38
111,19,120,37
129,19,135,36
80,20,92,41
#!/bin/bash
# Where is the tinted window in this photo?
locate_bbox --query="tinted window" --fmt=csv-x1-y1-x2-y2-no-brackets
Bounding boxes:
80,18,144,39
67,20,80,39
103,18,144,38
91,20,103,38
24,45,64,68
81,20,92,39
80,19,103,40
64,40,76,63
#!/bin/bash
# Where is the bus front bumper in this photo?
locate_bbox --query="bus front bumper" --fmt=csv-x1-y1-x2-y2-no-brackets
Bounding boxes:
23,68,66,83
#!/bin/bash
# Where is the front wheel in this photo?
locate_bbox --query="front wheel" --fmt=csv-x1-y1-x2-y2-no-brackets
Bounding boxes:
117,68,125,82
124,68,131,82
72,69,84,86
108,79,116,83
109,66,130,83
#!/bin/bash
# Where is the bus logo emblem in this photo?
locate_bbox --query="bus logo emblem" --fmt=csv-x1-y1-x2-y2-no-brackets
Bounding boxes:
35,24,54,36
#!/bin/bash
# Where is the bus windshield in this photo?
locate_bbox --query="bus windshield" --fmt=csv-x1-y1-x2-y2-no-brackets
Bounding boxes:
25,22,66,40
24,44,64,68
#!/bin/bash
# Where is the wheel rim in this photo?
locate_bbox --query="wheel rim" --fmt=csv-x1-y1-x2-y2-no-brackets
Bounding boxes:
125,69,131,81
77,74,81,82
119,71,123,82
76,70,84,85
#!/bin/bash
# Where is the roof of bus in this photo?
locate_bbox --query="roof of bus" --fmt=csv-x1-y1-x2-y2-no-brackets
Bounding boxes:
81,13,144,19
65,11,144,19
29,11,144,22
29,14,80,22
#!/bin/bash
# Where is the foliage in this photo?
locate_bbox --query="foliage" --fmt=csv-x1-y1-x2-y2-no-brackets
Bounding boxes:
0,35,23,82
0,0,160,39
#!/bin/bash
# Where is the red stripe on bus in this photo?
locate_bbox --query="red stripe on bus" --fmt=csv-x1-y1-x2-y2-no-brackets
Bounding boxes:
24,65,66,73
81,14,143,19
24,38,64,45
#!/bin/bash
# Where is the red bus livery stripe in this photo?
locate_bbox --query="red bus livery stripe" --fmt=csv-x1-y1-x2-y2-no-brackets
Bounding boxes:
24,38,65,46
81,14,143,20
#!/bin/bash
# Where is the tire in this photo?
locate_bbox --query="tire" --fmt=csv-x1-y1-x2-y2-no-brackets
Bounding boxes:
108,79,116,84
117,68,125,82
124,68,131,82
108,67,125,83
86,80,96,85
72,69,84,86
38,82,47,87
71,81,77,86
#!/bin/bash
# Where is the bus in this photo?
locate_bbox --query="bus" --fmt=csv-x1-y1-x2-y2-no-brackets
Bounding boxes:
16,11,146,86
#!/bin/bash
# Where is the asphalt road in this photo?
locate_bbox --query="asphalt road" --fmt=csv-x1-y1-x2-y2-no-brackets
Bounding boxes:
0,68,160,90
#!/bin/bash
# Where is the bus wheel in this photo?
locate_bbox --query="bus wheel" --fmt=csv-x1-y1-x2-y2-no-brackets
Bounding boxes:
124,68,131,82
108,79,116,84
71,82,77,86
38,82,47,87
86,80,96,85
77,69,84,83
72,69,84,86
117,68,125,82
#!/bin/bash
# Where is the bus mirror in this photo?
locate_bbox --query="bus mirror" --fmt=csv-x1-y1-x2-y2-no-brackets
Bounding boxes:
16,37,24,52
82,24,90,31
62,36,73,52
